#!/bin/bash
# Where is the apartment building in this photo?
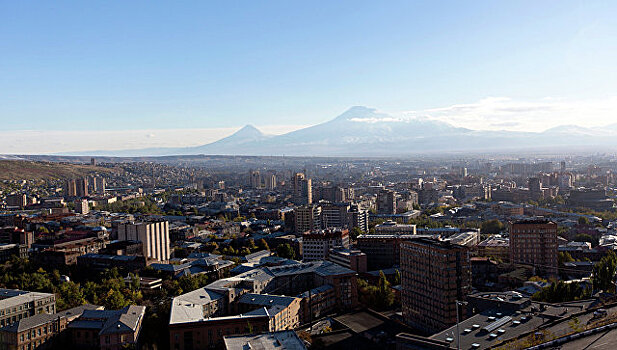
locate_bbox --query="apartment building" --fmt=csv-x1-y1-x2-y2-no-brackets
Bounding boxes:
401,238,471,333
509,219,558,276
302,229,349,262
117,221,170,262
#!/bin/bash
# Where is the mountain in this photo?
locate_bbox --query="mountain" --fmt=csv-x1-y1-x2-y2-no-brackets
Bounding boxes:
55,106,617,157
190,124,270,154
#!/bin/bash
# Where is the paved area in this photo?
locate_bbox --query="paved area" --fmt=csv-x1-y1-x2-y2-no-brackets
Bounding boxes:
557,327,617,350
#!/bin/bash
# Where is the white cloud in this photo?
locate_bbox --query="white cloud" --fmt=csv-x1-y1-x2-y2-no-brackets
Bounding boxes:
401,96,617,132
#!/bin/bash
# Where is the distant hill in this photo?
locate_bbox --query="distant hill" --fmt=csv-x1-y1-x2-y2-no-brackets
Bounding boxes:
0,160,118,181
52,106,617,157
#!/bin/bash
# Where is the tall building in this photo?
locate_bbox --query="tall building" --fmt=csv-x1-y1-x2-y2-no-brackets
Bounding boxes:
401,238,471,333
302,228,349,261
249,170,261,188
75,178,89,197
64,179,77,197
509,219,558,276
264,172,277,190
117,221,171,262
376,189,396,214
528,177,542,199
75,199,89,214
293,173,312,205
320,186,346,203
348,205,369,233
95,177,106,194
321,202,351,228
294,205,321,234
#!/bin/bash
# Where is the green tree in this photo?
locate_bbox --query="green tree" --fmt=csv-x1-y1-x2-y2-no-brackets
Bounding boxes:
257,239,269,251
350,227,364,240
481,219,505,234
276,244,295,260
578,216,590,225
592,251,617,293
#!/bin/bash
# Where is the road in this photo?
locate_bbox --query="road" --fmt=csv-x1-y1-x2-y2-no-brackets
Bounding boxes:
557,327,617,350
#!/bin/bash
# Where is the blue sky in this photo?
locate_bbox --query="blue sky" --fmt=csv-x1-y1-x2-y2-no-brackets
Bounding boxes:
1,1,616,152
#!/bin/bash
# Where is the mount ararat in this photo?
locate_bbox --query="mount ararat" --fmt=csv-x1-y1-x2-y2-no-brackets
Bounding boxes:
65,106,617,157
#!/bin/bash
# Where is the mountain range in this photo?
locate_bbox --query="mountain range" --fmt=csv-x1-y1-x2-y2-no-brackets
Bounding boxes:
62,106,617,157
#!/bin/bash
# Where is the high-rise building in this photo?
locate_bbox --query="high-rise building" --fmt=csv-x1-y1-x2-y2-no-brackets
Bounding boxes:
95,177,106,194
249,170,261,188
294,205,321,234
76,178,89,197
117,221,170,262
75,199,89,214
376,189,396,214
321,202,351,228
320,186,346,203
293,173,312,205
64,179,77,197
509,219,558,276
302,228,349,261
528,177,542,199
401,238,471,333
348,205,369,233
264,172,277,190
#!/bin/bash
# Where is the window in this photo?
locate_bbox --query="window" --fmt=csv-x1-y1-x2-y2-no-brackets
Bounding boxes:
105,336,110,344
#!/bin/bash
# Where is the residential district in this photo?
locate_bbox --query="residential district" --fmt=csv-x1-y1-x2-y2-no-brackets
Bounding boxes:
1,155,617,350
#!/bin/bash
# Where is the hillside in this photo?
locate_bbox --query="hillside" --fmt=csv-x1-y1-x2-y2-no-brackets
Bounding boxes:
0,160,117,181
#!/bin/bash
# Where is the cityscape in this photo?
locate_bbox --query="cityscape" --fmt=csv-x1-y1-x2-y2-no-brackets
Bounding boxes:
2,1,617,350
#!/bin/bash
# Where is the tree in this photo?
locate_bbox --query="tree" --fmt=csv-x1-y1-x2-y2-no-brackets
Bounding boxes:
276,244,295,260
350,227,364,240
558,252,575,264
592,251,617,293
481,219,505,234
578,216,590,225
573,234,598,247
393,269,401,285
257,239,269,251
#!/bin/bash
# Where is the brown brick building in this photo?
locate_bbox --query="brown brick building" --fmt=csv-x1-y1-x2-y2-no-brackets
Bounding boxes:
401,238,471,333
509,219,558,276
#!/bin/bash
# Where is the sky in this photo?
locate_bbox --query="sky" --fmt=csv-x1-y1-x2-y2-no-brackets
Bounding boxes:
1,1,617,153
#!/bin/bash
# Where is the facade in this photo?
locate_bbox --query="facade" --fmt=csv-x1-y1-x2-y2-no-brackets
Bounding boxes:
0,305,101,350
509,219,558,276
293,205,321,234
320,203,351,229
170,261,357,350
5,195,26,209
75,178,89,198
476,236,510,261
292,173,312,205
68,305,146,350
401,238,472,333
117,221,170,262
327,247,367,273
348,205,369,232
376,189,396,214
0,289,56,328
302,229,349,262
374,221,416,235
356,234,415,270
75,199,89,215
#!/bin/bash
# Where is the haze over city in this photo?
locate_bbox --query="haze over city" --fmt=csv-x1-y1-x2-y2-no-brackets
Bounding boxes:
3,3,617,350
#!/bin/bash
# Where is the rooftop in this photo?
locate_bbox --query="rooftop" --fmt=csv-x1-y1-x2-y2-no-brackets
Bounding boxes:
223,330,307,350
